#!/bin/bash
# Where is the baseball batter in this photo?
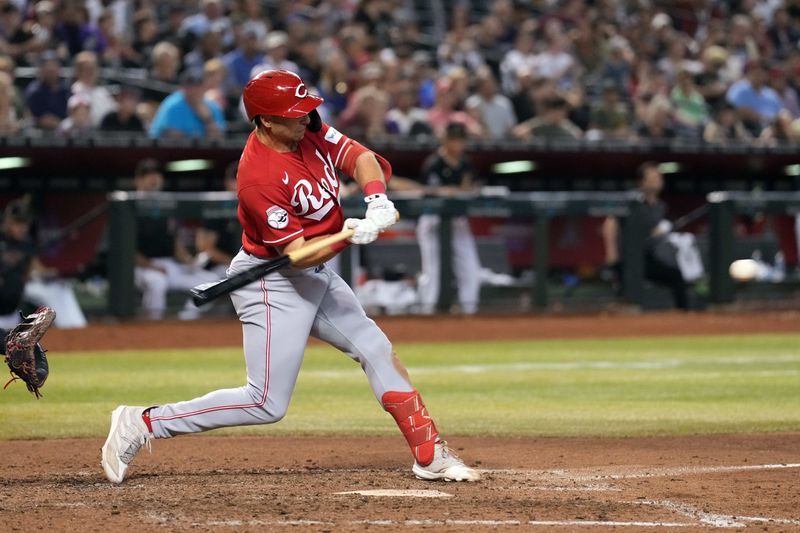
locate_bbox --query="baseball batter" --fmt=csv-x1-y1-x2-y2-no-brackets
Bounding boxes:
101,70,479,484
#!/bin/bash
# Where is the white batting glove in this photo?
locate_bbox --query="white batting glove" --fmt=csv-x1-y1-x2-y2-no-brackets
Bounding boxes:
344,218,379,245
364,193,398,231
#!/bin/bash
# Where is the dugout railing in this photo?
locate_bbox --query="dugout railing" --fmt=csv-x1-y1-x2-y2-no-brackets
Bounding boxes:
107,191,649,318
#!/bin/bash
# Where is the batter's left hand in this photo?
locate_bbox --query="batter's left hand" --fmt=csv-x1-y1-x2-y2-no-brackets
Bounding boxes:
364,193,398,231
344,218,380,245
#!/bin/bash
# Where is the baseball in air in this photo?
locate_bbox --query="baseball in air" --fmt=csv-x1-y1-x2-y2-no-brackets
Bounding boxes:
729,259,758,281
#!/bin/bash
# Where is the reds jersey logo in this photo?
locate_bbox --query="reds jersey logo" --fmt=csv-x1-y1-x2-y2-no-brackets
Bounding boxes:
289,149,340,221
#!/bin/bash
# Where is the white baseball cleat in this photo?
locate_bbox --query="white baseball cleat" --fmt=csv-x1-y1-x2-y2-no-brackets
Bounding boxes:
101,405,153,483
412,440,481,482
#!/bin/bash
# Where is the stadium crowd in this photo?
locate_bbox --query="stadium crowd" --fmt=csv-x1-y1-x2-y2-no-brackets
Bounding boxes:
1,0,800,143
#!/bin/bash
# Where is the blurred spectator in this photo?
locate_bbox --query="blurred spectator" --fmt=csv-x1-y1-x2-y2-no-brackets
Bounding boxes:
703,103,753,144
504,65,534,117
143,41,181,104
71,51,116,126
386,79,431,136
0,55,22,117
100,85,144,133
223,21,264,94
184,25,224,74
758,109,798,145
0,0,798,147
638,97,676,140
54,0,106,58
416,122,482,315
58,92,93,136
657,38,702,82
316,49,351,117
726,60,783,132
536,23,576,84
29,1,59,59
294,33,323,88
438,25,485,75
158,4,188,46
0,2,37,63
336,85,390,139
633,71,676,139
428,77,483,138
465,68,517,139
24,51,69,130
203,58,227,112
127,8,159,68
767,8,800,61
149,69,225,139
353,0,394,49
0,71,19,135
180,0,232,49
695,46,734,110
95,7,132,67
588,82,632,140
769,67,800,118
500,24,538,94
670,70,709,138
598,39,633,90
251,31,299,76
512,95,582,140
131,159,219,320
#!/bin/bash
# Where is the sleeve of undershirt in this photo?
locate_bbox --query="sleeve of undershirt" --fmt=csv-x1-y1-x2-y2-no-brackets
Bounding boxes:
319,123,392,182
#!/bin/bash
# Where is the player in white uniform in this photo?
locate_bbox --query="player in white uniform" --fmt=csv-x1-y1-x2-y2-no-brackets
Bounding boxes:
101,70,480,484
416,122,482,314
131,159,220,320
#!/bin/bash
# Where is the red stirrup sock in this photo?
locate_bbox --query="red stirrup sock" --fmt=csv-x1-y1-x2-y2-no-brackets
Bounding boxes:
142,408,154,433
382,390,438,466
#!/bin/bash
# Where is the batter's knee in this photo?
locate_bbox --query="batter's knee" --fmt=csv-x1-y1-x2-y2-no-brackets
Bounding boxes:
244,385,288,424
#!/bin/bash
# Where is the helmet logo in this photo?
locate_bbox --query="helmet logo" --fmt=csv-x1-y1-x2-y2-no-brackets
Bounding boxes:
295,83,308,98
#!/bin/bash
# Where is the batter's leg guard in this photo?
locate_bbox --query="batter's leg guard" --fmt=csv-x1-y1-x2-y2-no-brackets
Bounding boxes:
382,390,438,466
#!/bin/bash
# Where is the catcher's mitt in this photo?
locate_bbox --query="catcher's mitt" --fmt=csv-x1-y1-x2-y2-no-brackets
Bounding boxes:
3,307,55,399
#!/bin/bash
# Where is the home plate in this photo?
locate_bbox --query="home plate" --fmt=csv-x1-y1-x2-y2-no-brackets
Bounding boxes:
335,489,453,498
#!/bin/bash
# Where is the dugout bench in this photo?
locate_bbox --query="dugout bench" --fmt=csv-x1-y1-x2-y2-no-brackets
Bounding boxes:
107,191,648,318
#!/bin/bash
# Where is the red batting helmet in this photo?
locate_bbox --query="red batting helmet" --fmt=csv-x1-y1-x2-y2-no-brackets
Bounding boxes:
243,69,323,122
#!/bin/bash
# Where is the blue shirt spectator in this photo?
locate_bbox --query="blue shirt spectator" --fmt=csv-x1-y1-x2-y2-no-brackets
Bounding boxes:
149,71,225,139
24,52,69,130
223,23,264,93
726,61,783,123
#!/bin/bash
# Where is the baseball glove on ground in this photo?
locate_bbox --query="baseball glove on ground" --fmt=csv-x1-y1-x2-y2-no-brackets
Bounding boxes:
3,307,55,399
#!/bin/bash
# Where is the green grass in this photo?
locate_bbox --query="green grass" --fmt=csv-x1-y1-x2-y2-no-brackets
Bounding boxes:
1,334,799,440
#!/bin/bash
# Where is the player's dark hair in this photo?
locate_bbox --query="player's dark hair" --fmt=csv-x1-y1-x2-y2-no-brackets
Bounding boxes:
636,161,659,182
135,158,161,178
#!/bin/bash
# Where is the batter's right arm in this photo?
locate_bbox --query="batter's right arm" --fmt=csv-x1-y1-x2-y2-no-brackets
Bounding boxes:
275,234,347,269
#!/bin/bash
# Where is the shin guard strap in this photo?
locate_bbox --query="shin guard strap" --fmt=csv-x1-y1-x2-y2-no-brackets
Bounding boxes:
382,390,438,466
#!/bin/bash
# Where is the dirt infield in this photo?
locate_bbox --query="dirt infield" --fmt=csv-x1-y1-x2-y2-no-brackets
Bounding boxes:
4,313,797,531
1,434,799,531
46,311,800,352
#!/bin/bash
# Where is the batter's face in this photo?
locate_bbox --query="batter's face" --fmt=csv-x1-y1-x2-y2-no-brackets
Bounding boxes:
262,114,311,148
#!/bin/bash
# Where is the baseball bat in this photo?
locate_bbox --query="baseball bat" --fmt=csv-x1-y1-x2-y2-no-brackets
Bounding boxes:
191,228,355,306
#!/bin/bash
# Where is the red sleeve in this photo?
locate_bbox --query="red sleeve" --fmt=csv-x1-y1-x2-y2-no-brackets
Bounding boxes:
238,184,304,248
319,123,392,182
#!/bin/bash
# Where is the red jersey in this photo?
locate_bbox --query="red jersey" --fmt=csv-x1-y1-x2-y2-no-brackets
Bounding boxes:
236,123,392,258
